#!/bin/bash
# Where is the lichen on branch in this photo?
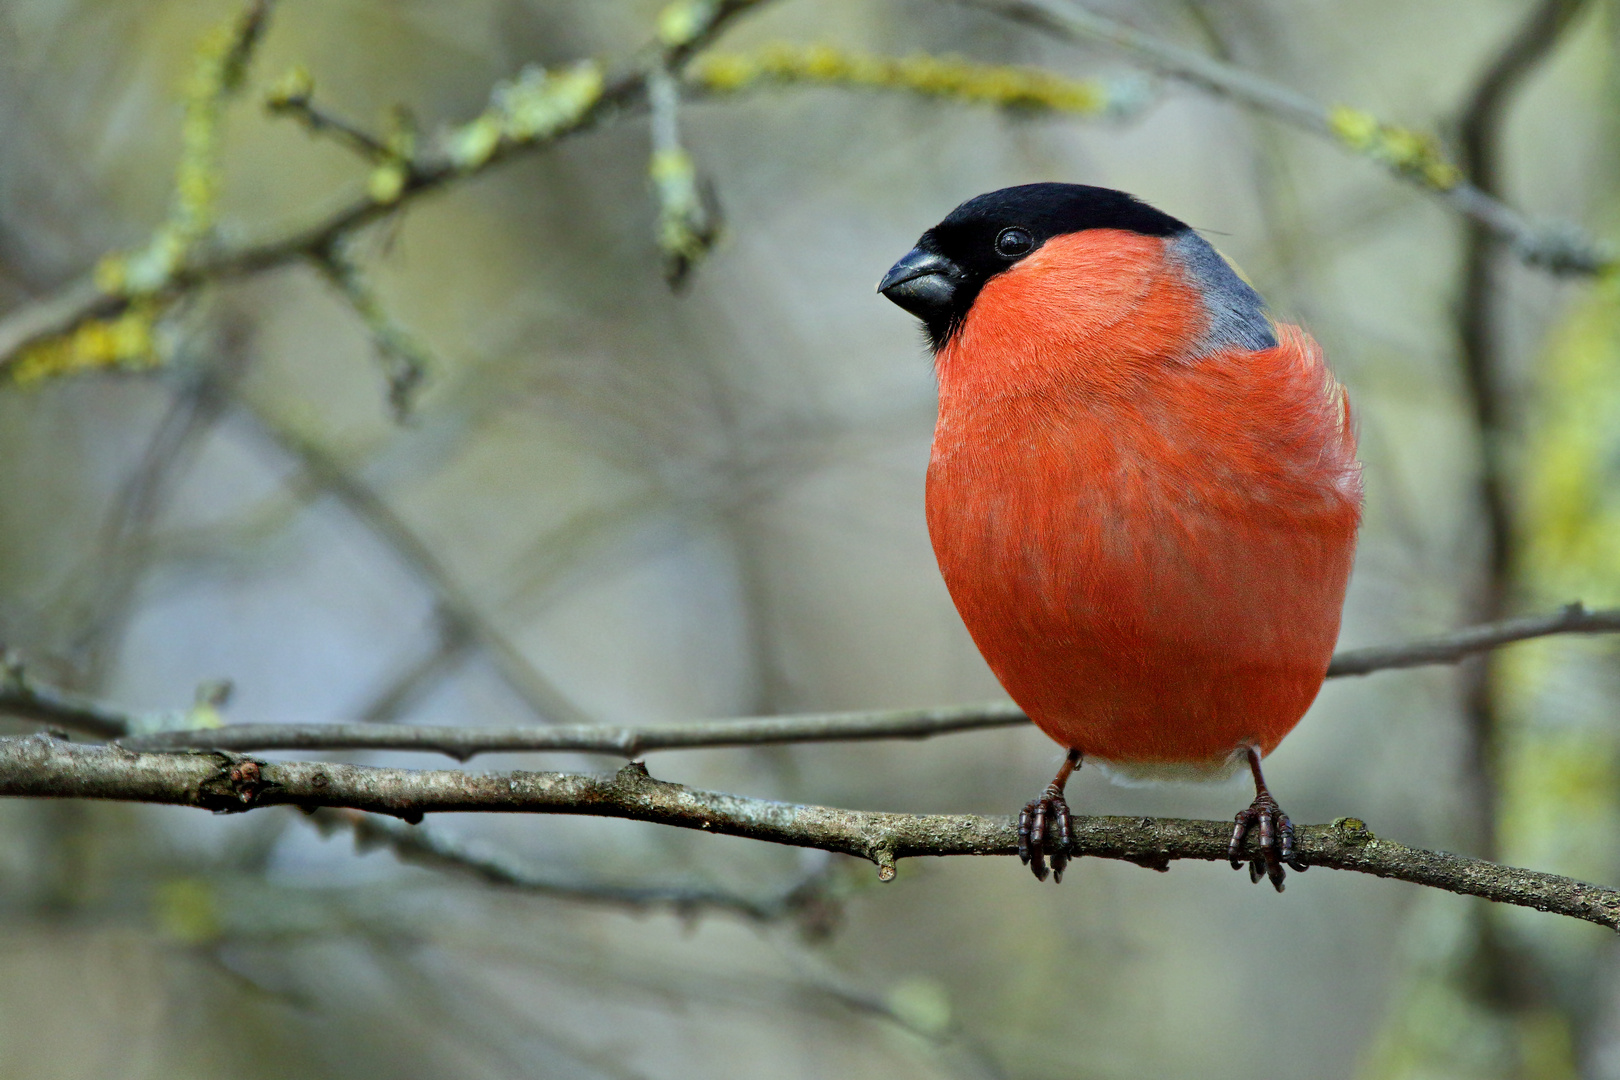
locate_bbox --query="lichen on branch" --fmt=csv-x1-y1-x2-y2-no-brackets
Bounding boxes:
438,61,605,174
689,43,1147,117
1328,105,1462,191
13,1,274,386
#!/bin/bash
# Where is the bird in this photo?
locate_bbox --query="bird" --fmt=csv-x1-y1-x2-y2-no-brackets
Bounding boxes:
877,183,1361,890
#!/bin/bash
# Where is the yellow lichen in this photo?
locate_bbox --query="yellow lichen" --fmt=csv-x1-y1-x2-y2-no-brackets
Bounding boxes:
15,3,266,386
689,44,1113,115
139,2,261,288
657,0,718,47
368,161,408,204
1328,105,1462,191
651,147,710,265
441,61,604,171
265,65,314,111
11,304,161,385
444,115,503,171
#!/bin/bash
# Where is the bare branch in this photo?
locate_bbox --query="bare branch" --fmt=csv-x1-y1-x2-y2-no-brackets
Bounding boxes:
1324,601,1620,677
2,735,1616,930
232,404,595,727
117,703,1025,757
308,241,433,417
265,69,393,160
0,659,132,740
4,603,1598,759
304,806,832,924
959,0,1612,276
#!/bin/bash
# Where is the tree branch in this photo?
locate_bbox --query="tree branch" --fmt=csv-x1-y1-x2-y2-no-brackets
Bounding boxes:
0,664,132,740
1445,0,1596,1008
2,0,1607,382
116,703,1027,757
2,734,1616,930
2,603,1606,759
0,0,774,372
958,0,1612,276
1451,0,1594,854
1323,601,1620,677
231,402,594,727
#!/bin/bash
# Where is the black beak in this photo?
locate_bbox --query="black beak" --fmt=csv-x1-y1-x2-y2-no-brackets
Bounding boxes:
878,247,961,322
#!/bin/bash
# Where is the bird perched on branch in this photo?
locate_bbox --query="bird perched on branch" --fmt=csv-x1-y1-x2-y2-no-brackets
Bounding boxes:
879,183,1361,890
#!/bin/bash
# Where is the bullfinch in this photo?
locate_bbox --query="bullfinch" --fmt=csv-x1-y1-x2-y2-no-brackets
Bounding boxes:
879,183,1361,890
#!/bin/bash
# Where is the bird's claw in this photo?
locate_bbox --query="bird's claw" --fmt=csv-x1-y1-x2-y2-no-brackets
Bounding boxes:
1228,791,1306,892
1017,787,1074,883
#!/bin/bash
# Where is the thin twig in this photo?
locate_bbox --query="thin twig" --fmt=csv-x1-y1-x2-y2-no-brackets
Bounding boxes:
307,241,432,417
267,96,392,160
0,664,132,740
10,603,1599,758
958,0,1612,275
66,323,254,685
231,402,594,727
0,0,773,371
1324,601,1620,677
2,735,1616,930
304,806,832,924
116,703,1026,757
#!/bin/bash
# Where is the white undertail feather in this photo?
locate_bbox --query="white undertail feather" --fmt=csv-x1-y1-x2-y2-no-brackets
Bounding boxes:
1090,745,1254,786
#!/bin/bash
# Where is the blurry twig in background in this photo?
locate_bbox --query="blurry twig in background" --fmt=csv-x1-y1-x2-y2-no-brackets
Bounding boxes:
1453,0,1594,862
263,66,390,160
957,0,1614,276
685,43,1154,119
64,324,254,687
309,240,433,419
352,608,477,724
1443,0,1596,1045
3,739,1618,931
306,806,838,930
648,66,722,288
0,0,772,386
230,400,594,726
2,0,1609,414
7,1,275,386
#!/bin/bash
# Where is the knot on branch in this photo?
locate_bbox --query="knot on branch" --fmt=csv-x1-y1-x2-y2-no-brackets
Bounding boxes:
615,759,652,785
1332,817,1375,846
196,754,270,812
1124,847,1173,873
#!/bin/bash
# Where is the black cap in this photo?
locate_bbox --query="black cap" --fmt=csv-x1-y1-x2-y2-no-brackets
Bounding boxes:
879,183,1189,351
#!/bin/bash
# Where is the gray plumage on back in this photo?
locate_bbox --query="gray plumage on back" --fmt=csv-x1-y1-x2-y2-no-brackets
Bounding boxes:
1164,230,1277,357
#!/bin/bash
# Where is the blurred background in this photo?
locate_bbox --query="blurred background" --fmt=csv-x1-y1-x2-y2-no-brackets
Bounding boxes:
0,0,1617,1076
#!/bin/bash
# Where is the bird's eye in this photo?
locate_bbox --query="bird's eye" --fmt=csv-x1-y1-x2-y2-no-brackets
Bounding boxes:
995,227,1034,258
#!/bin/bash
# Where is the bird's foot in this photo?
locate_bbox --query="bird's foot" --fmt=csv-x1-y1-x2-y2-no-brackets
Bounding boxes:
1228,791,1306,892
1017,787,1074,883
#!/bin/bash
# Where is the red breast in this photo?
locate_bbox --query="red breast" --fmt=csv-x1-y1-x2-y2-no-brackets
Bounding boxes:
903,216,1360,778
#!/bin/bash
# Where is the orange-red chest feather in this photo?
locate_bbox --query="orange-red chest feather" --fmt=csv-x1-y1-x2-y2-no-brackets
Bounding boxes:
926,230,1361,777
